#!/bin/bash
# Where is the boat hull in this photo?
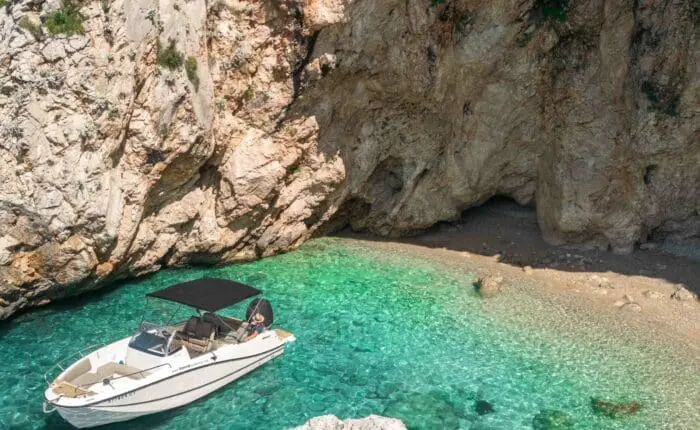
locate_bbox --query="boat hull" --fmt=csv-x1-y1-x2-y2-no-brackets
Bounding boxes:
53,346,285,428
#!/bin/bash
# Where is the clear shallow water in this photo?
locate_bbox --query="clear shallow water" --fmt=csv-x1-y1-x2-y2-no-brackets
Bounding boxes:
0,238,697,429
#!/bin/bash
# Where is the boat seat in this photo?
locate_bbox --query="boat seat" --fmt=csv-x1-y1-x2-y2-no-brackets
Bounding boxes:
232,321,250,343
71,362,145,386
178,317,215,353
183,316,200,337
202,313,242,337
59,358,92,384
52,381,95,398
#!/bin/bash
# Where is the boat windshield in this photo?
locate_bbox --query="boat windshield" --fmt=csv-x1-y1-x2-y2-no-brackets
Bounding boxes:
128,322,179,357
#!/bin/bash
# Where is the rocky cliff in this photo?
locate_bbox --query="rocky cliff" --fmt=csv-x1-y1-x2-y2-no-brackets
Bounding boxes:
1,0,698,318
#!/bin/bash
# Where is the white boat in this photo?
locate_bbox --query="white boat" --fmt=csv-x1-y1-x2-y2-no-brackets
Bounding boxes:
43,277,296,428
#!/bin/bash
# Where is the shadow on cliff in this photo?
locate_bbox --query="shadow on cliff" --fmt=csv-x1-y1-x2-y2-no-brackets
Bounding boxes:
335,197,700,295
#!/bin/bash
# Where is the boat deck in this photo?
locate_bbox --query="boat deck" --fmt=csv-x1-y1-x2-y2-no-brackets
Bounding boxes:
274,329,293,340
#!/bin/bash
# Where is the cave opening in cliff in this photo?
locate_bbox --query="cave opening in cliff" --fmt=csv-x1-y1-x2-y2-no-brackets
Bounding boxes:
392,194,547,265
454,195,540,243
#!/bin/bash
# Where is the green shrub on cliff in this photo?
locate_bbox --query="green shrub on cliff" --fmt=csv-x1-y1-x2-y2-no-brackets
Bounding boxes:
542,0,569,22
18,16,43,40
641,81,680,116
185,56,199,90
157,40,184,70
45,0,85,36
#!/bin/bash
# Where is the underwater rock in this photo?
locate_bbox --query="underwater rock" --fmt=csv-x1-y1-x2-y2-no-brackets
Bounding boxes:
474,276,504,298
382,391,463,429
474,400,495,415
591,398,642,418
293,414,406,430
532,409,575,430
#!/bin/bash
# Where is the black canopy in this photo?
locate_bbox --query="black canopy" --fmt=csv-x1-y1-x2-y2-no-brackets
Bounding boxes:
146,277,261,312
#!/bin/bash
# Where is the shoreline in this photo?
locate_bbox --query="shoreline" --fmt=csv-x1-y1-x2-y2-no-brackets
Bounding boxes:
334,199,700,352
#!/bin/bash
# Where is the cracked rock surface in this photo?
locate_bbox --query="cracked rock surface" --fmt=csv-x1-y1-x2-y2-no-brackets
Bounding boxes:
1,0,698,318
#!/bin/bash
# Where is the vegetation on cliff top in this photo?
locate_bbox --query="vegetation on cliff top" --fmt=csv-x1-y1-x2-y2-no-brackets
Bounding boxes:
45,0,85,36
18,16,43,40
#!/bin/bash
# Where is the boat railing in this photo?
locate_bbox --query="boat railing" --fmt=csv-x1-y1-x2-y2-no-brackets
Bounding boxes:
43,343,108,386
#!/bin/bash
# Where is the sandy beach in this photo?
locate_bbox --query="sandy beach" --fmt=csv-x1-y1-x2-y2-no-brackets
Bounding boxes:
337,199,700,350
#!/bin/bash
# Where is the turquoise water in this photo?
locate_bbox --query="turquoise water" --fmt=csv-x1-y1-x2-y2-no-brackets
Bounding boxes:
0,238,697,429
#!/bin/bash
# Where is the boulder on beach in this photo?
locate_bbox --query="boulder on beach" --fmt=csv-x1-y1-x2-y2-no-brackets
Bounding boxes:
587,275,614,289
591,398,642,418
474,275,504,298
532,409,574,430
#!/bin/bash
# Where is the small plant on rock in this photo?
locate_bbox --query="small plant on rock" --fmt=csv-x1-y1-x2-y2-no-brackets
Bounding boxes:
18,16,43,40
156,39,184,70
243,84,255,101
185,56,199,90
45,0,85,36
146,9,156,25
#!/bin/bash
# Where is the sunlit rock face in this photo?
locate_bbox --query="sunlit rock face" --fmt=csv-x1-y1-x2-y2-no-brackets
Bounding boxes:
293,414,407,430
1,0,698,317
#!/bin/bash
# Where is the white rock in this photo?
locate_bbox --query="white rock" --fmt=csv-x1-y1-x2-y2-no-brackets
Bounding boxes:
671,286,697,302
621,302,642,312
292,415,406,430
642,290,664,299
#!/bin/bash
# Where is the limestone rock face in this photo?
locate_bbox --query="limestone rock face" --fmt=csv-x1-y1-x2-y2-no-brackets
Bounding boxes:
1,0,698,317
292,414,407,430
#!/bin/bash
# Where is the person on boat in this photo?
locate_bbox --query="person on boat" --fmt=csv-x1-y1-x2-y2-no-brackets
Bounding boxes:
246,313,266,340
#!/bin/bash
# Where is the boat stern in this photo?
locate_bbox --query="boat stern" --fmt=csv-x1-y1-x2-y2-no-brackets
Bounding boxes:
273,329,296,344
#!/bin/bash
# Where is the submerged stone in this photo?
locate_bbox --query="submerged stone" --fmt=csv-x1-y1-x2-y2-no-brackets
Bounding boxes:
591,398,642,418
474,399,495,415
532,409,574,430
383,391,462,429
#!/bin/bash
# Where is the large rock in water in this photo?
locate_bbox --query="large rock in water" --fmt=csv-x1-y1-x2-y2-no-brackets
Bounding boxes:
292,415,406,430
591,398,643,418
532,409,574,430
1,0,698,317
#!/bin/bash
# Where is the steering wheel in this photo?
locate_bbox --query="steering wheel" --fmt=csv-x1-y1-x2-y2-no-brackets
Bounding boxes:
161,329,171,338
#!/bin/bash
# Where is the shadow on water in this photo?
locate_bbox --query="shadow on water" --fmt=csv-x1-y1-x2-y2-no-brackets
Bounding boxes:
0,273,158,338
335,196,700,295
